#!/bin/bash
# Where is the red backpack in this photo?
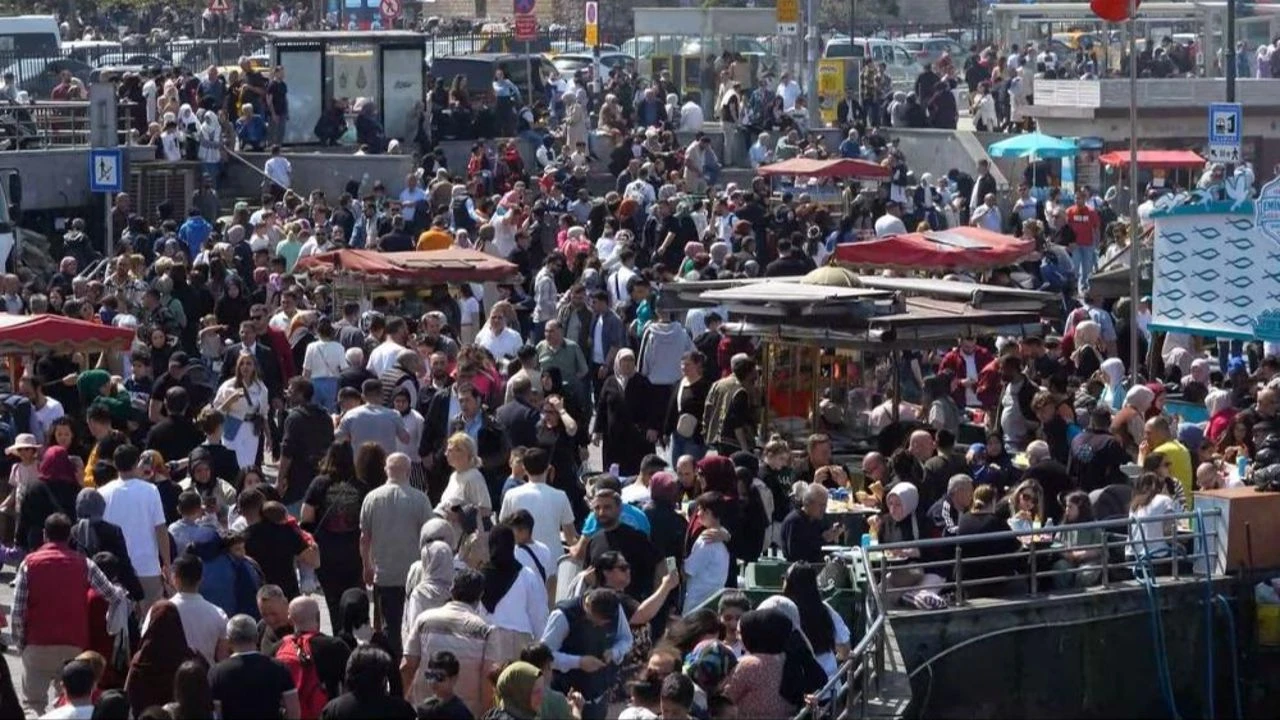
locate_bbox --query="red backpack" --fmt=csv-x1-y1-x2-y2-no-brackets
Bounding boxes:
275,632,328,720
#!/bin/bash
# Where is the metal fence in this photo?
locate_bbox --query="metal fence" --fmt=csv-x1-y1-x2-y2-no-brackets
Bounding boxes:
867,509,1223,605
0,100,134,149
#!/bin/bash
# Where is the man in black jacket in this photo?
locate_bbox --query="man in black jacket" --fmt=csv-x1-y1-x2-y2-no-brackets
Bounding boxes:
221,320,283,401
277,377,334,510
495,375,541,450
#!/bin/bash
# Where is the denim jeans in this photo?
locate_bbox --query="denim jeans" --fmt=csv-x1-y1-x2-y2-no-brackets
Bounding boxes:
1070,244,1098,293
670,434,707,464
311,376,338,413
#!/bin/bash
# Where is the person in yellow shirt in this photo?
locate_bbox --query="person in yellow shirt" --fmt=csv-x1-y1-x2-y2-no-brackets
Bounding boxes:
1143,415,1194,508
417,216,453,251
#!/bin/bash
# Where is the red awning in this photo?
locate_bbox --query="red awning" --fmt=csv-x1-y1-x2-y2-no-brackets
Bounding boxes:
0,313,135,355
1098,150,1206,169
832,227,1035,271
757,157,891,180
296,248,520,284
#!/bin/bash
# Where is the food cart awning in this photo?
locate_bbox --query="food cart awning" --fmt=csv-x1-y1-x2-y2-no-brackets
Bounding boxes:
1098,150,1206,169
0,313,135,354
295,248,520,284
757,158,891,181
833,227,1035,271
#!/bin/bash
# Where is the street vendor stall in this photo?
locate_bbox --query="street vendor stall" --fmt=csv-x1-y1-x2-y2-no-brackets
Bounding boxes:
0,313,136,387
832,227,1035,272
1099,149,1206,193
664,268,1054,456
296,247,521,315
757,157,891,207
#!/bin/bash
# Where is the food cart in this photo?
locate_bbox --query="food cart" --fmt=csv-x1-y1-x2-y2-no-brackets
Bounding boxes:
664,268,1054,454
0,313,136,387
1098,149,1206,194
295,247,522,317
757,157,891,208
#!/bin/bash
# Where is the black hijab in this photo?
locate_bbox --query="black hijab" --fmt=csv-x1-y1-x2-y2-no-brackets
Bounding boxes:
481,524,522,613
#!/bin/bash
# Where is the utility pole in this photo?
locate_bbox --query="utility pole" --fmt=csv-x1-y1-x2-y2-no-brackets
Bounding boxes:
848,0,857,39
805,0,819,127
1226,0,1237,100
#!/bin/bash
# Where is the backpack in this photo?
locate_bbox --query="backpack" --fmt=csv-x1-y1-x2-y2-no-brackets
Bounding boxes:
275,633,328,720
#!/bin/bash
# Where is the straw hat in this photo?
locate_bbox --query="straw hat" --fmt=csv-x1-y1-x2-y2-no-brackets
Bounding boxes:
5,434,38,456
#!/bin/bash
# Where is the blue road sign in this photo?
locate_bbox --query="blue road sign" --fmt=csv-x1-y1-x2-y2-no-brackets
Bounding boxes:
1208,102,1242,145
89,148,124,193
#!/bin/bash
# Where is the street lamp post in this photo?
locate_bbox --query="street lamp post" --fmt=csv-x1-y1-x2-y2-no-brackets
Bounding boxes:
1128,0,1141,384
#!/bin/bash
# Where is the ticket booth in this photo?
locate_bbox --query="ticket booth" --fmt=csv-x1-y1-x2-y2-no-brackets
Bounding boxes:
256,30,425,146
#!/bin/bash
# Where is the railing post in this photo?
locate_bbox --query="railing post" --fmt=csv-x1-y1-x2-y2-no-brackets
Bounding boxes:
1028,543,1038,596
1100,532,1110,588
953,544,964,606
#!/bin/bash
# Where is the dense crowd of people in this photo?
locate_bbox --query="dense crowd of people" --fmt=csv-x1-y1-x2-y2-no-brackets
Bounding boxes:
0,10,1263,720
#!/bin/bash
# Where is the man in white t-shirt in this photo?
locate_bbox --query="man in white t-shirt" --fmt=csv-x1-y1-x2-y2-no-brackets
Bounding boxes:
366,317,411,375
776,72,801,111
474,310,524,360
99,445,170,614
20,375,63,441
154,553,228,665
499,448,577,555
263,146,292,190
621,454,667,506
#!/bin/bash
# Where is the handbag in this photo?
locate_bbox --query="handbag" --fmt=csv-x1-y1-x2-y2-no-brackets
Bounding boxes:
223,414,244,442
676,413,698,439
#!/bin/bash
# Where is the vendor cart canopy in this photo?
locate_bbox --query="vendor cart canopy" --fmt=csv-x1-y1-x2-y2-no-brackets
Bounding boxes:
295,248,520,284
756,157,892,181
0,313,135,355
833,227,1034,271
1098,150,1206,169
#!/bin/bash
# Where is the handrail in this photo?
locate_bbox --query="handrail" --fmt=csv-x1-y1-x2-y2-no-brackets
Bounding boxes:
792,545,889,720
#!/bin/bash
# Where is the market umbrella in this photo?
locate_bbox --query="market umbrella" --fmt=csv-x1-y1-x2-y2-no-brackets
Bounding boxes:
987,132,1079,159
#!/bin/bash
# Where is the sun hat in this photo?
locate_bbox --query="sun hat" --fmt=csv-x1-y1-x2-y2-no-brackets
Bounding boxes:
5,433,39,456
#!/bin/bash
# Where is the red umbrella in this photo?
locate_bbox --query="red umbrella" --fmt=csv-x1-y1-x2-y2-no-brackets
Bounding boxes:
833,227,1034,271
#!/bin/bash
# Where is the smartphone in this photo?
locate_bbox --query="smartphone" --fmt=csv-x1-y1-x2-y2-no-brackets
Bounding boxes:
664,556,677,574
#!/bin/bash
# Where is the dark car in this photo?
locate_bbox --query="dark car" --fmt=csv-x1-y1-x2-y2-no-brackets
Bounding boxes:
7,58,95,99
428,53,555,106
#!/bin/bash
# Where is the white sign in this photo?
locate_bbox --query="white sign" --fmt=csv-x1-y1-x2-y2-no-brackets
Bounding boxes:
1208,145,1242,164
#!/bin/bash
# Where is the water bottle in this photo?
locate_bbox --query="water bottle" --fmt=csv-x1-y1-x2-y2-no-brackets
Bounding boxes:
860,533,872,549
1237,455,1249,481
608,463,620,478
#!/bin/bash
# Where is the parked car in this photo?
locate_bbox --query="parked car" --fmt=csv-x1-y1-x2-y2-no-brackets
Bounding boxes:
899,35,966,68
823,37,923,87
3,57,93,99
551,51,635,79
428,53,555,105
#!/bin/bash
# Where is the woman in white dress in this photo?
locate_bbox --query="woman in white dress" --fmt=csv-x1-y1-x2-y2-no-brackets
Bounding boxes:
480,524,548,667
213,352,269,469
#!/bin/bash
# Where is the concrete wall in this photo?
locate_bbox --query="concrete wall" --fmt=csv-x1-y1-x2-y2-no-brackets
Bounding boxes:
888,579,1232,719
4,146,154,213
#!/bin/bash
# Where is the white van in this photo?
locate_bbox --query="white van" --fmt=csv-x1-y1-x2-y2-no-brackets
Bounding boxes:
0,15,60,57
823,36,922,88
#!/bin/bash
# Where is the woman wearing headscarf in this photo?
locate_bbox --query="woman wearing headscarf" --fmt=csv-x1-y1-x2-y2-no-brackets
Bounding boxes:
76,368,132,423
401,518,456,646
1206,389,1237,445
1071,320,1105,379
1099,357,1127,412
480,525,548,667
722,609,798,718
750,599,828,707
1111,384,1154,454
592,348,661,476
486,661,544,720
125,600,199,716
70,488,144,600
1164,346,1195,383
17,446,83,551
1183,356,1213,404
197,108,222,181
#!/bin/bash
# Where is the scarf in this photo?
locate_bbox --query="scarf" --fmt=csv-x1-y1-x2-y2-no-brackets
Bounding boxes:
481,524,522,614
71,487,105,555
494,662,541,719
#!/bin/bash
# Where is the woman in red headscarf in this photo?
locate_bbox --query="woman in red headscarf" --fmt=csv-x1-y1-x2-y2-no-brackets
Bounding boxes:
16,446,82,551
125,600,200,716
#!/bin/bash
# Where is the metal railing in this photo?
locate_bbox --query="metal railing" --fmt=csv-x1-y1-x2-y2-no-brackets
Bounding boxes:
868,509,1223,606
0,100,135,149
793,545,888,720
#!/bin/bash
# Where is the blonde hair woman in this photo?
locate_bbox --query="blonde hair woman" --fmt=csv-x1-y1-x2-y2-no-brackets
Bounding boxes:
213,352,268,468
439,431,491,519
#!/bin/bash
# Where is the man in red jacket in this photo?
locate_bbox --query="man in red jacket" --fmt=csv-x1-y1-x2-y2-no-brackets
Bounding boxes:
939,335,994,408
11,513,128,715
